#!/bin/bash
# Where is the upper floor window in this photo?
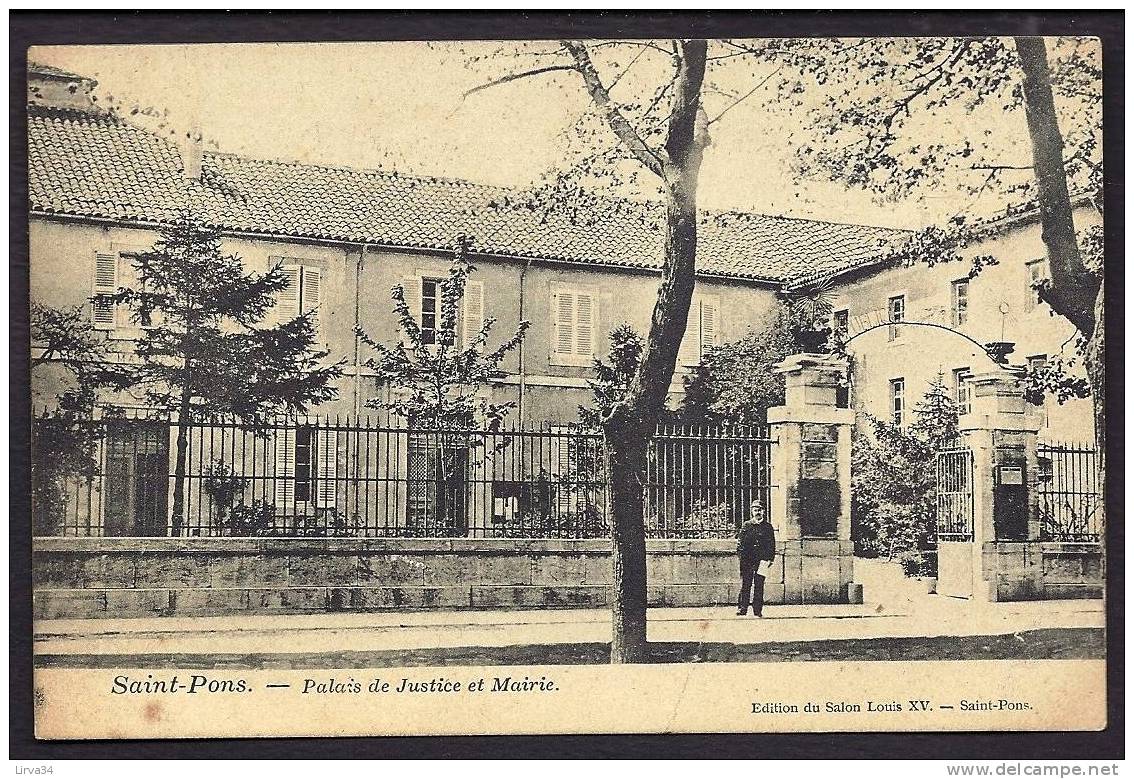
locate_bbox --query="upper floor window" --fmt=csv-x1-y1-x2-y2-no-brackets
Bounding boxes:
550,287,596,366
92,249,156,330
401,273,485,349
887,295,905,341
952,367,972,415
419,276,442,346
1026,259,1048,313
274,260,323,337
890,377,905,426
951,279,969,327
678,295,721,366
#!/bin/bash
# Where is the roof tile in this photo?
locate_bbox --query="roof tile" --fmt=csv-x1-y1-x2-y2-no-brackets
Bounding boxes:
28,105,909,283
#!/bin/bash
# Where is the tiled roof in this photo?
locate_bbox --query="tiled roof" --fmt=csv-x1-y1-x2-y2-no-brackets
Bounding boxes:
28,104,910,284
28,62,92,82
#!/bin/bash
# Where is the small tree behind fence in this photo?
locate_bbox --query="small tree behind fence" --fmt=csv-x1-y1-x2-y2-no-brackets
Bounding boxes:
31,411,773,540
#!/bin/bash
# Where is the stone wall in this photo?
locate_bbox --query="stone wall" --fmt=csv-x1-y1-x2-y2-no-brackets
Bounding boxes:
981,541,1104,601
33,536,853,620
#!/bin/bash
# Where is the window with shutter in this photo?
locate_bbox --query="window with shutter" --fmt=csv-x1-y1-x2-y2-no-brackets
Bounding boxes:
461,279,485,349
575,293,593,356
550,288,596,365
677,295,721,366
700,297,719,352
402,275,422,329
554,292,575,356
677,303,699,366
92,252,118,328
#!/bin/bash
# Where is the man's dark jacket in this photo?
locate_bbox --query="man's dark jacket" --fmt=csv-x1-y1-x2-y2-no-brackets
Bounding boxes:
737,519,776,564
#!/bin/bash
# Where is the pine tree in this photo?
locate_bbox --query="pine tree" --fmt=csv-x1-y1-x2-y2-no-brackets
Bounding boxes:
910,371,961,451
104,217,343,533
578,324,645,430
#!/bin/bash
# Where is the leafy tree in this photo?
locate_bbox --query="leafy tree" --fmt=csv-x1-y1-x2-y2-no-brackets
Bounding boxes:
104,217,343,534
852,373,959,572
356,241,529,429
30,302,137,533
779,35,1105,460
680,300,831,425
1021,356,1091,406
462,35,1105,660
356,242,529,534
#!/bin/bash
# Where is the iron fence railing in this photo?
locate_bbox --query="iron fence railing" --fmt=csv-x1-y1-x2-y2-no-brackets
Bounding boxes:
1036,442,1102,543
31,411,774,540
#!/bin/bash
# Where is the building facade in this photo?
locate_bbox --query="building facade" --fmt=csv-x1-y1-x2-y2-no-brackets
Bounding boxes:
27,63,1099,542
823,204,1099,443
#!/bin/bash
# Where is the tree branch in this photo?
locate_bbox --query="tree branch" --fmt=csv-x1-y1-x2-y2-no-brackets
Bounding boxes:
461,64,577,100
707,64,784,126
561,40,667,178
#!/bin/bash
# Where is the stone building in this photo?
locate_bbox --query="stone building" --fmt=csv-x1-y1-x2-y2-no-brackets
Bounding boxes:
815,201,1099,443
28,62,909,424
27,63,1101,616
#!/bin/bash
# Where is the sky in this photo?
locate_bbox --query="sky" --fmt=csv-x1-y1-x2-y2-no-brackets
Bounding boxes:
30,41,1036,231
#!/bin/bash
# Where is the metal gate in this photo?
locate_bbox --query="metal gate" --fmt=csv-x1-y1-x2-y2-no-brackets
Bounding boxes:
936,444,974,598
937,446,974,541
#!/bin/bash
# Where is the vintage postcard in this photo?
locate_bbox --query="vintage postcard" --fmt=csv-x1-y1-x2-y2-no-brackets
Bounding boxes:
25,33,1109,740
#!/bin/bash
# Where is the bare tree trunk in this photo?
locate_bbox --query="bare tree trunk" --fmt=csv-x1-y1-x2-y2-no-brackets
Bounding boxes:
1015,36,1104,463
606,421,649,663
577,39,708,664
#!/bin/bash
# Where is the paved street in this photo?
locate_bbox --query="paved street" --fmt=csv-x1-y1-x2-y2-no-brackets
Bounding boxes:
34,561,1104,666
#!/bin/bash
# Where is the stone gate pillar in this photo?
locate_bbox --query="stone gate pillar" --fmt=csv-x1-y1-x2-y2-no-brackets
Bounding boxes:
959,368,1044,601
767,353,856,604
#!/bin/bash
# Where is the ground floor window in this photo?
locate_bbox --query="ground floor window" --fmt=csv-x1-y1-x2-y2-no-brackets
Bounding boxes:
407,432,469,533
104,420,169,536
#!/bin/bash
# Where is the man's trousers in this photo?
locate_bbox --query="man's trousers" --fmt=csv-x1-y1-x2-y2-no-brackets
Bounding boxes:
737,557,765,615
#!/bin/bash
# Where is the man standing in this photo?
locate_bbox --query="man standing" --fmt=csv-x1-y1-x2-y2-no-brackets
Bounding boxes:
736,497,776,616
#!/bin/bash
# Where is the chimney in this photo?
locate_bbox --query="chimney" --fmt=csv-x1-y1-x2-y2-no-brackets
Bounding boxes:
180,124,203,182
27,62,99,113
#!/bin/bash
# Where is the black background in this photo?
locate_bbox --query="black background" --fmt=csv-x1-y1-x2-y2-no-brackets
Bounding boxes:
9,10,1124,760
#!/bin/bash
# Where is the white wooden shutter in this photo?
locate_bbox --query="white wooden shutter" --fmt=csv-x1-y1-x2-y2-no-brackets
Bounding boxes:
700,298,719,356
274,427,295,511
301,266,321,336
553,292,575,357
92,252,118,328
677,298,700,365
402,275,421,327
462,279,484,349
575,293,594,357
276,266,301,322
315,426,337,509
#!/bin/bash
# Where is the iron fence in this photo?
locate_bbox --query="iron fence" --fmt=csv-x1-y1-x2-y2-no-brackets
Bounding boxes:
1036,441,1103,543
31,411,774,540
